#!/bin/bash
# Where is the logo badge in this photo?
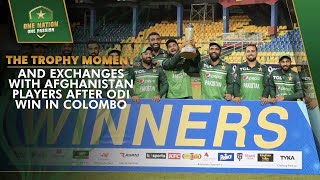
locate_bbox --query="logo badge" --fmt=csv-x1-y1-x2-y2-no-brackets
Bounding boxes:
73,150,89,159
218,153,234,161
257,153,274,162
29,6,54,39
182,153,202,160
146,153,166,159
168,153,181,160
237,153,243,161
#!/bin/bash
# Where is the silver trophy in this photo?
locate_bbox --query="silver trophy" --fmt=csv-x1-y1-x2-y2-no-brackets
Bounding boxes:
180,23,197,59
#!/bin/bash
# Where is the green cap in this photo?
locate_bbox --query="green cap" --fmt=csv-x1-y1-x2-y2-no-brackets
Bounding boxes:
140,46,153,55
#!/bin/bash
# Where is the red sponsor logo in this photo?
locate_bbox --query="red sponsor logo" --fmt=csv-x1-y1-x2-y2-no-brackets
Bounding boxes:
168,153,181,159
243,75,248,80
204,152,209,157
205,73,211,78
139,79,144,84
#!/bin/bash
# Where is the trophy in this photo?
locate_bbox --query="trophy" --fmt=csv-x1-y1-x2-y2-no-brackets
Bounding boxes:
180,23,197,59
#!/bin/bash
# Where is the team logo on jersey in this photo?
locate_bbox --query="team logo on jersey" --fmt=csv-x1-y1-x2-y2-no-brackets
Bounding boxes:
276,86,281,90
288,74,293,81
243,75,249,80
305,84,309,90
205,73,211,78
153,69,157,73
258,67,263,71
221,65,225,70
138,79,144,84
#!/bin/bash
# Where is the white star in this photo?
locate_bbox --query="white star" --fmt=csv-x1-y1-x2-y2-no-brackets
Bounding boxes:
37,10,46,19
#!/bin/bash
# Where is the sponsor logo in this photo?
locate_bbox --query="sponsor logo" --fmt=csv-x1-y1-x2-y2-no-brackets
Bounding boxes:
280,155,295,160
258,153,274,162
31,150,47,160
244,154,256,160
273,76,282,80
302,77,311,81
205,73,211,78
73,150,89,159
120,153,139,158
53,149,65,157
168,153,181,160
237,153,243,161
240,67,250,71
146,153,166,159
182,153,202,160
204,64,213,68
218,153,234,161
242,75,260,81
135,70,146,74
100,152,109,158
14,151,26,160
138,79,144,84
204,152,209,158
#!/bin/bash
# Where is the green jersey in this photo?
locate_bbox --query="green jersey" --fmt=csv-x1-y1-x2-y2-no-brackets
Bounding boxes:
234,61,269,100
299,67,316,99
162,50,200,98
127,62,168,98
134,48,167,66
199,58,233,100
269,69,303,101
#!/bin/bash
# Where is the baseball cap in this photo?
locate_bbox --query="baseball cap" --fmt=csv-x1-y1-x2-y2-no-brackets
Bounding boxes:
166,39,178,47
279,55,291,62
140,46,153,55
209,42,222,50
108,48,121,56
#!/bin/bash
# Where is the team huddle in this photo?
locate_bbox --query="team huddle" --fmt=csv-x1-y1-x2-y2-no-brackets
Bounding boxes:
111,32,314,107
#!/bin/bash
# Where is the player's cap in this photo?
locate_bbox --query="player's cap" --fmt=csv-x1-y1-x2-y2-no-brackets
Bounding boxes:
279,55,292,62
209,42,222,50
166,39,178,47
140,46,153,55
108,48,121,56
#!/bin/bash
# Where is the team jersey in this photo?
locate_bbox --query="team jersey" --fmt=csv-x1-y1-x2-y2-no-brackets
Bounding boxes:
134,48,167,66
199,58,233,100
162,50,200,98
234,61,269,100
299,67,316,99
127,62,168,98
269,69,303,101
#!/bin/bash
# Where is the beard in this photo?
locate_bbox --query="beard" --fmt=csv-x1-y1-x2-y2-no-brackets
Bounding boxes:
143,58,152,65
210,52,220,61
246,55,256,62
281,65,290,71
151,43,160,51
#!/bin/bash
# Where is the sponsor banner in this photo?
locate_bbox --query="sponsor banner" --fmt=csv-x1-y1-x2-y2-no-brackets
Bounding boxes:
8,0,73,43
10,148,302,169
2,99,319,174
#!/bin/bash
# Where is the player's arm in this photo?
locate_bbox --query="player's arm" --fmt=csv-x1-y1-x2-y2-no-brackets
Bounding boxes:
158,68,169,97
284,74,304,101
233,65,241,98
162,51,182,70
226,65,234,96
262,66,270,98
127,68,136,97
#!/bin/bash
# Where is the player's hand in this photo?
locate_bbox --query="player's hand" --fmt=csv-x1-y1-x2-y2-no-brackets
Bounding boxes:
304,96,312,104
132,96,140,103
307,99,318,110
269,98,277,104
181,39,195,48
233,97,241,104
152,95,161,102
224,94,232,101
153,61,161,67
260,97,269,105
276,95,285,101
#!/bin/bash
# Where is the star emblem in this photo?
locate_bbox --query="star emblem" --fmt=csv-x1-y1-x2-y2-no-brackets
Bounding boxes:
288,76,293,81
221,65,225,70
37,10,46,19
153,69,157,73
258,67,262,71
